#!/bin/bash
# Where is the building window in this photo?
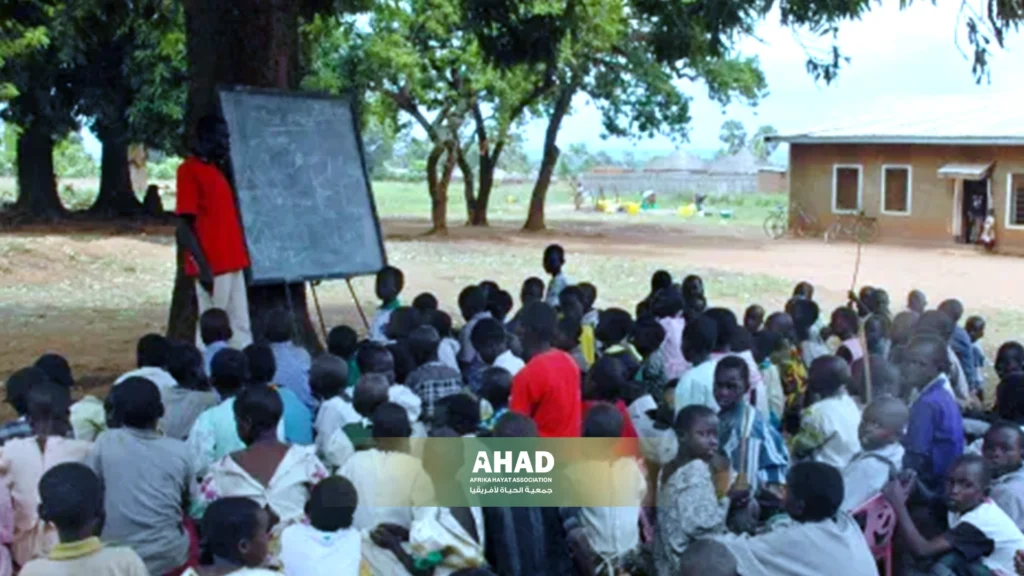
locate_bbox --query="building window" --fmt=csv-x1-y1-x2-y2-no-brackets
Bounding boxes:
1007,173,1024,228
832,165,862,213
881,165,912,215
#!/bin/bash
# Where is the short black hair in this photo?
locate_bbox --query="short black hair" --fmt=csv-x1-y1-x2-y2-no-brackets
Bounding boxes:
408,325,441,366
202,497,264,565
891,311,921,345
26,380,71,425
306,476,358,532
595,308,634,346
966,315,985,332
114,377,164,429
555,315,582,351
633,318,666,357
471,318,507,364
211,348,250,394
371,402,412,438
753,330,784,365
793,281,814,299
588,355,626,401
327,325,359,359
916,310,954,340
481,367,512,410
34,353,73,388
673,404,717,438
558,285,585,312
376,266,405,299
683,315,718,358
6,366,49,416
651,288,684,319
864,314,891,353
167,342,206,390
730,328,753,354
715,354,750,385
765,311,796,343
436,394,481,436
577,282,597,310
353,374,390,417
521,277,545,304
479,280,500,300
234,384,283,435
136,333,172,369
38,463,103,532
309,354,349,400
488,290,514,322
582,402,623,438
951,454,991,490
387,342,416,385
831,307,860,333
788,299,820,340
200,308,232,345
543,243,565,260
458,285,488,319
703,308,738,351
808,355,852,398
939,299,965,323
493,412,537,438
985,420,1024,450
787,461,844,522
356,342,394,376
243,344,277,385
412,292,439,314
424,309,454,338
519,302,557,343
264,308,294,343
650,269,673,292
386,306,422,341
996,373,1024,422
679,539,737,576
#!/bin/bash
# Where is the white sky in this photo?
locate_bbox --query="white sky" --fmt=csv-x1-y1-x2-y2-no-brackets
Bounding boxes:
81,1,1021,161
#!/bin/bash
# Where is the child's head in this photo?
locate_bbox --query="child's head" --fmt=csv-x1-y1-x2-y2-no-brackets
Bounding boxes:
356,342,395,384
199,308,232,345
966,315,986,342
385,306,422,341
916,310,954,341
897,335,950,397
306,476,358,533
517,302,557,354
558,286,585,320
830,307,859,340
372,402,412,439
34,353,73,389
807,356,852,403
375,265,405,304
679,539,738,576
5,366,48,417
703,308,737,353
858,396,909,450
582,402,623,438
210,348,250,397
983,421,1024,479
907,289,927,314
327,325,359,359
243,344,276,386
996,341,1024,380
38,463,104,542
436,393,480,436
890,311,920,347
945,455,990,514
764,311,797,345
167,342,206,391
387,342,415,385
553,315,582,353
792,281,814,301
478,280,500,301
234,384,283,445
493,412,538,438
856,286,877,317
424,309,454,339
135,333,171,369
874,289,891,315
114,377,165,430
787,299,819,342
407,325,442,367
713,355,750,411
672,404,719,461
651,288,684,320
743,305,765,335
864,314,891,354
353,373,390,418
520,277,545,306
851,356,901,404
784,461,844,522
487,290,514,322
996,374,1024,423
481,367,512,411
412,292,439,315
542,244,565,275
585,355,626,402
202,497,270,568
650,270,673,294
471,318,508,365
458,285,488,322
682,274,705,301
938,299,965,324
309,354,349,401
632,317,666,358
753,330,785,366
578,282,598,312
682,314,718,365
595,308,633,347
26,380,72,435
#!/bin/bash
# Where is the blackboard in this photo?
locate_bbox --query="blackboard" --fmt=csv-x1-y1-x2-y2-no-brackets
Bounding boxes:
218,87,386,285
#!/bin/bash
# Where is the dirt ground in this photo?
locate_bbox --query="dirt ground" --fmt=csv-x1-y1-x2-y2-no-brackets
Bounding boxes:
2,216,1021,411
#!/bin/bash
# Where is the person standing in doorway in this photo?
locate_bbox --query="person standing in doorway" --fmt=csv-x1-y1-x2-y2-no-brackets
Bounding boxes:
176,115,252,349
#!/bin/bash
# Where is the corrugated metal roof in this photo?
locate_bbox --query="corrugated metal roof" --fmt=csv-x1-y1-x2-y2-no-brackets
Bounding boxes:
770,94,1024,146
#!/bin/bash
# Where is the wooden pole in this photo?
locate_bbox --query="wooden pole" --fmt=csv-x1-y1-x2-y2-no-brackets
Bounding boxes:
347,278,370,330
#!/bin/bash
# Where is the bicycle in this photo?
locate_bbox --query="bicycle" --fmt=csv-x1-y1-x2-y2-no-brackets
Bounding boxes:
763,201,819,239
824,211,879,244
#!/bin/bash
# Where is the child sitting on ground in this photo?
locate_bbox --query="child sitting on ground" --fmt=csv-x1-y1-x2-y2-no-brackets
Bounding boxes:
884,455,1024,575
652,288,687,380
596,308,641,377
831,307,864,365
0,382,92,566
675,314,720,413
579,282,600,328
983,422,1024,531
471,317,524,377
199,308,233,375
310,355,358,469
188,498,277,576
633,317,669,402
841,395,908,511
706,308,766,419
480,367,512,431
264,309,315,411
280,476,362,576
424,309,461,372
161,342,219,440
344,373,391,450
33,354,105,443
753,330,786,429
582,356,638,439
0,367,46,445
406,325,464,423
567,403,647,575
966,315,988,394
327,325,360,388
791,356,862,468
435,393,482,437
555,314,588,372
370,265,405,343
114,333,178,391
19,463,147,576
506,277,544,335
543,244,571,307
744,305,765,337
246,343,313,445
412,292,438,315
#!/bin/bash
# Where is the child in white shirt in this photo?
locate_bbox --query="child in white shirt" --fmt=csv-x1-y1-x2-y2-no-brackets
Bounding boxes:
280,477,362,576
842,396,908,511
791,356,862,469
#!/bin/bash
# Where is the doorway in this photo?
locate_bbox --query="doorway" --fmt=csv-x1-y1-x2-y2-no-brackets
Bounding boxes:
961,179,989,243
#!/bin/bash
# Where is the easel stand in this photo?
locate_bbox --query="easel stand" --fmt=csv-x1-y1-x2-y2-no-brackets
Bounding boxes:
282,278,371,348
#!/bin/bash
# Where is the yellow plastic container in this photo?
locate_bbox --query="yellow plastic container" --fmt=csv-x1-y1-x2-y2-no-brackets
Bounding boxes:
625,202,641,215
678,204,697,217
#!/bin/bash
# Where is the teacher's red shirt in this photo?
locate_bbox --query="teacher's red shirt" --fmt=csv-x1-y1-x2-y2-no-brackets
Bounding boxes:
175,157,250,277
510,349,582,438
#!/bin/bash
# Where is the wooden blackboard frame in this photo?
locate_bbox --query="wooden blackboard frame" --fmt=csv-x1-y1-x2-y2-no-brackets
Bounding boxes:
217,85,388,286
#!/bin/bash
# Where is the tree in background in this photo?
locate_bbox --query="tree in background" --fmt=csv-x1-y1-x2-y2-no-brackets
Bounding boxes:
718,119,748,157
751,124,779,161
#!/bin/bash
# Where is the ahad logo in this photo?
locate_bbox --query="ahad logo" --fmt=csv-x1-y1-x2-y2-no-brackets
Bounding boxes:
472,451,554,474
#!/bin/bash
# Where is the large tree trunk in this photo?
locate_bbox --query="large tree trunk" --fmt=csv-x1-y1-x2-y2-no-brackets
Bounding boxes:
472,157,495,227
14,125,63,218
457,148,475,223
426,144,448,234
524,87,574,231
171,0,322,351
91,125,142,216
